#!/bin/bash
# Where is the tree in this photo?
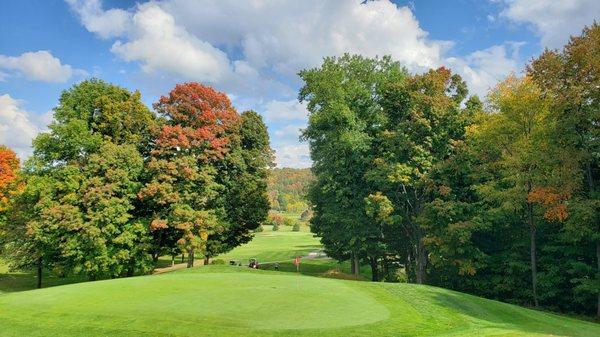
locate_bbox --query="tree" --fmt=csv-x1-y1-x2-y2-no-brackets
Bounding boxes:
205,110,273,261
139,82,239,268
300,54,406,281
0,146,20,255
528,23,600,316
367,67,469,284
4,79,156,284
472,76,557,307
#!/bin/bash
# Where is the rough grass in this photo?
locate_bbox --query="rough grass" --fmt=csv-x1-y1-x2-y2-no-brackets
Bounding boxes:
0,265,598,337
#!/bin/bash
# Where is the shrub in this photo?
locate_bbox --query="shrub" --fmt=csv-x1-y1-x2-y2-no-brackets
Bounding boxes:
292,223,300,232
395,269,408,283
283,218,295,226
266,212,285,227
254,225,264,232
211,259,225,265
300,209,313,221
272,223,279,231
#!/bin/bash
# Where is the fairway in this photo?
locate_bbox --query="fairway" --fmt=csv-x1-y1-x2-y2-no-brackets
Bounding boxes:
217,224,321,263
0,266,598,337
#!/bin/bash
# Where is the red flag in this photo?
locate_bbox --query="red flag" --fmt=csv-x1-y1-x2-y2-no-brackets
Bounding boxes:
294,256,301,265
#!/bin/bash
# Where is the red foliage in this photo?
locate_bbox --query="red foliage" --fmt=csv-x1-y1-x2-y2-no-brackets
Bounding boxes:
0,146,19,202
153,82,239,161
527,186,570,222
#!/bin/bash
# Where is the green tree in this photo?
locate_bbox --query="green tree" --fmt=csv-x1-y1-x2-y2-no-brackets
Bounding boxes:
472,76,556,307
300,54,406,280
4,79,156,284
205,110,273,262
528,23,600,316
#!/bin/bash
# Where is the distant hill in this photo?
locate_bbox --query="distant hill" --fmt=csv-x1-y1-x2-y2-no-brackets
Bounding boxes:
267,168,314,213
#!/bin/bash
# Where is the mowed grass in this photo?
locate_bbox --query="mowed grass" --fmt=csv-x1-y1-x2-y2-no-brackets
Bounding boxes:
0,265,598,337
217,224,321,264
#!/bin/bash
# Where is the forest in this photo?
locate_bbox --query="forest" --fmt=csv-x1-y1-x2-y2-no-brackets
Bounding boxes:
267,167,313,213
0,82,272,285
302,24,600,317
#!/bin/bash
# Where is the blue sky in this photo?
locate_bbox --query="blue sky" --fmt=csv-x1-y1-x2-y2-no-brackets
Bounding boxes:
1,0,599,167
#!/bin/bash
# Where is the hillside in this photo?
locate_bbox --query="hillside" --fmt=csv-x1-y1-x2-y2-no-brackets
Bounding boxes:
0,264,597,337
1,226,598,336
267,168,314,212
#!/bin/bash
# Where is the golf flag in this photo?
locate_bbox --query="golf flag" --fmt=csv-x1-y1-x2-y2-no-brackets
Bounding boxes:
294,256,301,265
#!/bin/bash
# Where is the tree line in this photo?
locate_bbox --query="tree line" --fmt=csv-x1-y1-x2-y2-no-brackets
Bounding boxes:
301,24,599,317
0,81,272,286
267,167,314,213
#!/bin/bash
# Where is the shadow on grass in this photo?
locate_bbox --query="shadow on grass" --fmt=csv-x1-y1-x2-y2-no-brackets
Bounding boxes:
0,271,87,293
255,258,371,281
426,286,600,336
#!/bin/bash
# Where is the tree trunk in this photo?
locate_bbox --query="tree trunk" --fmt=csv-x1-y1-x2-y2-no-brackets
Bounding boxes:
369,256,379,282
187,248,194,268
36,257,42,289
126,258,135,277
171,255,175,267
585,161,598,318
352,252,360,278
416,233,427,284
597,241,599,318
204,256,210,266
181,253,185,263
382,255,389,281
528,202,539,308
405,246,412,283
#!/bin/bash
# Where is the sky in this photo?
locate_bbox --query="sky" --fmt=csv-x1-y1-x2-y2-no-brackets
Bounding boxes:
1,0,599,167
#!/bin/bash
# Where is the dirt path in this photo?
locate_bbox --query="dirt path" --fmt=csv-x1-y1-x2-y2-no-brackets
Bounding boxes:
153,259,206,274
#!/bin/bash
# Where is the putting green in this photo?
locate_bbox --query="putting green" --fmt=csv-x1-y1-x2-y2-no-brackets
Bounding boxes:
0,267,388,335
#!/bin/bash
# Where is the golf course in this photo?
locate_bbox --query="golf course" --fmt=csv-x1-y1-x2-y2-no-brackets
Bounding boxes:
0,225,598,337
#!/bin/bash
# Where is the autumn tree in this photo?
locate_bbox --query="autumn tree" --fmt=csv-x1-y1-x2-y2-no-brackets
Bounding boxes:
471,76,561,307
139,82,239,268
528,22,600,316
0,146,20,254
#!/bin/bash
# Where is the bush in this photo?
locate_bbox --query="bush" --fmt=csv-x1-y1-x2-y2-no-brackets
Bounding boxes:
211,259,225,265
272,223,279,231
395,269,408,283
292,223,300,232
300,209,313,221
283,218,295,226
267,212,285,226
254,225,264,232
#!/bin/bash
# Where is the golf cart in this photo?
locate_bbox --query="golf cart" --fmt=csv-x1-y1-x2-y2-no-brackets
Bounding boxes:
248,258,259,269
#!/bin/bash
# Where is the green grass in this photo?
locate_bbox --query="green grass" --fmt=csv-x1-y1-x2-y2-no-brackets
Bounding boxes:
1,226,598,336
0,258,86,294
217,224,321,264
0,265,597,336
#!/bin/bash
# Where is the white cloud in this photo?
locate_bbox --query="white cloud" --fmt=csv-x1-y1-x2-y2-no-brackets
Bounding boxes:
500,0,600,48
68,0,451,88
66,0,130,39
274,124,304,140
262,100,309,123
66,0,534,167
0,50,83,83
0,94,51,159
110,4,234,84
276,144,311,168
447,43,521,98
